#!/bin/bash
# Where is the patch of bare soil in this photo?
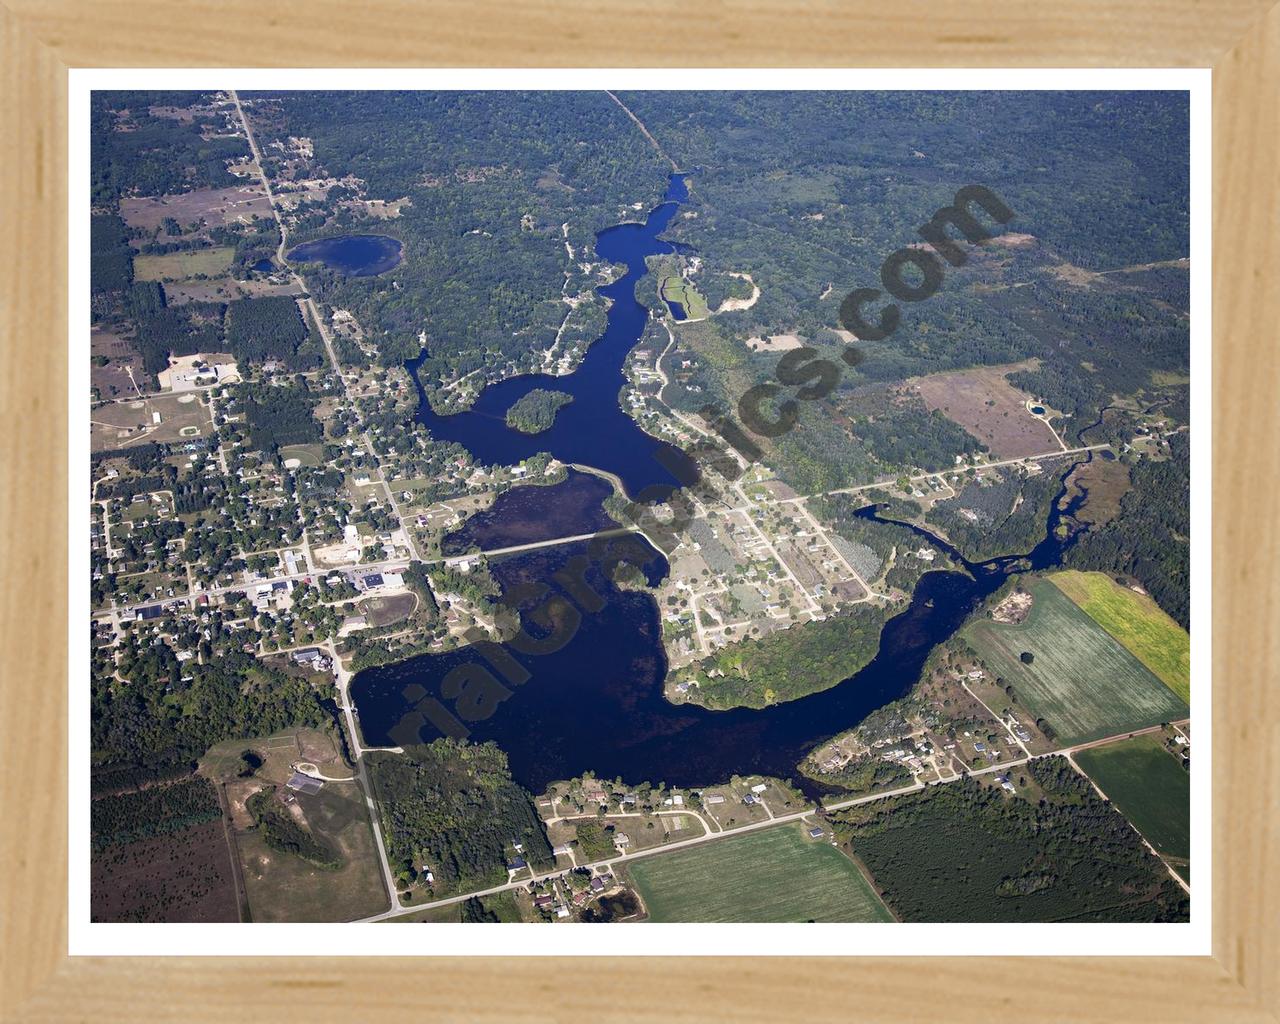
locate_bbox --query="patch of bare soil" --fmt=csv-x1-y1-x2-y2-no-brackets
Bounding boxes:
911,361,1062,460
991,589,1033,625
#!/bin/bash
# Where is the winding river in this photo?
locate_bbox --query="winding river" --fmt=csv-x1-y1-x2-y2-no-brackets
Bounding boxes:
406,174,698,500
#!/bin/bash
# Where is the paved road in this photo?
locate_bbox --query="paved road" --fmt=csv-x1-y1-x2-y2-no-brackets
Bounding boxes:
355,719,1188,923
231,92,412,916
229,89,423,568
781,442,1113,504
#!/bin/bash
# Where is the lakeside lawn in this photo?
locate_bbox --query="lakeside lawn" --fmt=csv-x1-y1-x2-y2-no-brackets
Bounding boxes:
659,272,711,321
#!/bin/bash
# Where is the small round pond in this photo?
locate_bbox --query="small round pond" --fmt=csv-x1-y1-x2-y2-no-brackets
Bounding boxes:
285,234,403,276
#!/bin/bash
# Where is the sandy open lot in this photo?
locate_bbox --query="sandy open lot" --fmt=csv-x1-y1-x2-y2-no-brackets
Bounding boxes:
120,184,273,232
910,361,1062,459
91,391,212,452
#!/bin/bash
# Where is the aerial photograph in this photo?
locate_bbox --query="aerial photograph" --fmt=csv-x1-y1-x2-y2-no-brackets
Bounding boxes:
87,89,1192,926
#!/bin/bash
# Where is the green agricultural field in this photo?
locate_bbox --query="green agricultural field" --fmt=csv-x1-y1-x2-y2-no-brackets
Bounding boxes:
133,245,235,282
626,823,893,923
1074,734,1190,880
1050,570,1190,702
964,578,1188,746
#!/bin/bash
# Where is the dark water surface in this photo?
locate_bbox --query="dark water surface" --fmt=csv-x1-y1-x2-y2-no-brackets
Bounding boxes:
406,174,698,500
354,175,1093,794
286,233,403,276
352,459,1089,794
441,469,618,556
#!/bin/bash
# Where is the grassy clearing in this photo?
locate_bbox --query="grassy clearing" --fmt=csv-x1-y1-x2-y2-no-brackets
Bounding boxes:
1061,459,1131,528
133,246,235,282
911,360,1062,460
236,780,389,922
1074,734,1190,872
201,728,389,922
625,823,892,923
1050,570,1190,702
358,592,417,628
964,578,1188,746
659,273,711,321
279,443,325,468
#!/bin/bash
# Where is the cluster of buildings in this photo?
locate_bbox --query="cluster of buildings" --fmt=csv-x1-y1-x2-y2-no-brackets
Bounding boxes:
356,570,405,592
289,647,333,673
158,357,239,394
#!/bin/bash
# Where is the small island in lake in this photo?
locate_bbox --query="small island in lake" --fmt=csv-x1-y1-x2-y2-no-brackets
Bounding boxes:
505,388,574,434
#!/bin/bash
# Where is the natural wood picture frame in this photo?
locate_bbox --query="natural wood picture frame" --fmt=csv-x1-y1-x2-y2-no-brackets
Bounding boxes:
1,2,1276,1020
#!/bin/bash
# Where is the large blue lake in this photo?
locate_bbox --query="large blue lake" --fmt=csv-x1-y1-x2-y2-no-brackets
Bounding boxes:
351,173,1091,795
286,234,403,276
351,457,1092,795
406,174,698,500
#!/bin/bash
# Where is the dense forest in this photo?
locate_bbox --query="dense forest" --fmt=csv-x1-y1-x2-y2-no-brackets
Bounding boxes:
925,461,1069,562
91,648,332,782
98,292,324,385
240,90,673,382
619,91,1188,337
368,740,553,896
997,276,1190,439
638,92,1188,494
91,91,246,203
91,776,222,850
1066,434,1191,627
131,298,225,379
835,757,1189,922
239,380,323,451
91,213,133,295
504,388,573,434
225,297,323,369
